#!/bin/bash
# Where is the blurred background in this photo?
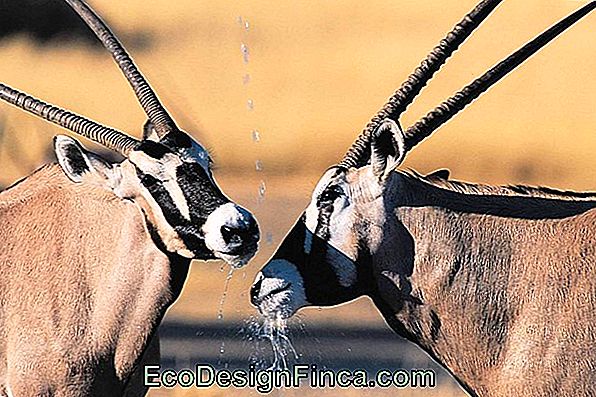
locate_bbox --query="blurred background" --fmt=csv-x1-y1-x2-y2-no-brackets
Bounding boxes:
0,0,594,396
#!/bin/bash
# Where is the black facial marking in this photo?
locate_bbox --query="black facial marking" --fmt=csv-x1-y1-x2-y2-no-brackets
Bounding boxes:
63,144,89,175
161,130,192,149
135,167,188,227
136,141,170,159
176,162,228,223
314,184,343,241
134,158,231,258
317,185,343,206
272,218,373,306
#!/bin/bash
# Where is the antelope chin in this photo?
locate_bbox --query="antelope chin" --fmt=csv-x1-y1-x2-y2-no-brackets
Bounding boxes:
250,260,308,319
257,289,299,320
214,244,258,268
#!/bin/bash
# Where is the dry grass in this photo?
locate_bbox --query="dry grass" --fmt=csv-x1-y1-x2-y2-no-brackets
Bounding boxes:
0,0,594,188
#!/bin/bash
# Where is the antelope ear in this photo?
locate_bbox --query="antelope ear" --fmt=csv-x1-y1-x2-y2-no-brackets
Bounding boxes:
371,119,406,180
54,135,115,185
142,120,160,142
427,169,450,180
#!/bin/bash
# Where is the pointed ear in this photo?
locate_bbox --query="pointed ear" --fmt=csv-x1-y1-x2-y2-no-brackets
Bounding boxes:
371,119,406,180
54,135,116,185
427,169,450,180
143,120,160,142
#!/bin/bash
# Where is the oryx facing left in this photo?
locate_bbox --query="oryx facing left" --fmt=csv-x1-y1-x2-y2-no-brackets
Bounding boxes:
0,1,258,396
251,2,595,397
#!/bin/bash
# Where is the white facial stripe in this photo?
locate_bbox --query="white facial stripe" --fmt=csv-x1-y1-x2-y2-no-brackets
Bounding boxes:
303,228,313,254
303,170,358,288
6,383,14,397
162,178,191,220
136,181,194,258
129,150,193,221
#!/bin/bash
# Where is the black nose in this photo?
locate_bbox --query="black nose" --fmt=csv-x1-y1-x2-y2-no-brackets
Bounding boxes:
221,218,259,246
250,278,262,306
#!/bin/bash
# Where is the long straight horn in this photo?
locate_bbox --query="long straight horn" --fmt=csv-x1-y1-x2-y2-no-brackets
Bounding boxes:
0,83,139,155
64,0,177,138
339,0,503,169
403,2,596,150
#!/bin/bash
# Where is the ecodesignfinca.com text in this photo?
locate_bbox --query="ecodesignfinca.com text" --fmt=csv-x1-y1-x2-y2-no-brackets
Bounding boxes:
144,364,436,393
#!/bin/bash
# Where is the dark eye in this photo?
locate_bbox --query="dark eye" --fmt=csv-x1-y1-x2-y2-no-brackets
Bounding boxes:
319,185,343,204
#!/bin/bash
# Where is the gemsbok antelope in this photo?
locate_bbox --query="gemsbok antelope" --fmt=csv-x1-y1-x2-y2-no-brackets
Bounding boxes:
250,1,595,396
0,0,259,396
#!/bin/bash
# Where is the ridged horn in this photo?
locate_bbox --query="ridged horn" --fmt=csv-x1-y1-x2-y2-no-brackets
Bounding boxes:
64,0,177,139
0,83,139,155
339,0,503,169
403,2,596,150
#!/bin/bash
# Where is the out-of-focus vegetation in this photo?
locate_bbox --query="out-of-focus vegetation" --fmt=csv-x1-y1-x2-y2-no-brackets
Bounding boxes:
0,0,593,188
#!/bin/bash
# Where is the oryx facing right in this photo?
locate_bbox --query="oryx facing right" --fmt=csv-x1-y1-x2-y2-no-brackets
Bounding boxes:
0,0,259,396
251,1,596,396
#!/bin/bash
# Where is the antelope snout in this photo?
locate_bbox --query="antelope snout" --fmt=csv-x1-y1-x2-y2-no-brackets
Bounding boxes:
250,272,264,306
249,260,308,319
203,202,259,267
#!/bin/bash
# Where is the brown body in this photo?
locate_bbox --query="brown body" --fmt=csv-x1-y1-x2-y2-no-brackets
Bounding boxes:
0,1,260,395
0,165,190,396
252,165,596,396
371,172,596,396
250,2,595,396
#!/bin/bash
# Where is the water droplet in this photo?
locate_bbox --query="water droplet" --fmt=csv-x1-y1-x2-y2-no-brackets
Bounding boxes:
347,347,352,352
236,16,243,26
251,129,260,142
255,160,263,172
243,73,251,85
220,342,225,354
244,20,250,31
241,43,250,64
247,99,254,111
258,181,266,197
217,268,234,321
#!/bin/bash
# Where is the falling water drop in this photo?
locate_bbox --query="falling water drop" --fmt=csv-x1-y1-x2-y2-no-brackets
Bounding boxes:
220,343,226,355
241,43,250,64
243,73,251,85
244,19,250,31
247,99,254,111
258,180,266,197
251,129,261,142
255,160,263,172
236,16,243,26
217,268,235,321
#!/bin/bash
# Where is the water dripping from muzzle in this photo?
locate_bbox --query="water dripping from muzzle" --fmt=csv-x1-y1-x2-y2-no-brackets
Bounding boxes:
247,314,300,371
216,267,234,368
